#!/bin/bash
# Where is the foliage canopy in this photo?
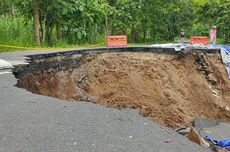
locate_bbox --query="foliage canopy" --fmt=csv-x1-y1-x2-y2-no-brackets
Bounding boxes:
0,0,229,46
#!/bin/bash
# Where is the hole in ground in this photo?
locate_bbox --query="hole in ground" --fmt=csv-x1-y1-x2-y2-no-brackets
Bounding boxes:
14,51,230,128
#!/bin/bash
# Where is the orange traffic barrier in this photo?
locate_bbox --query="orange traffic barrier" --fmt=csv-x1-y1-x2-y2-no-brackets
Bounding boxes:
106,35,127,47
190,36,209,45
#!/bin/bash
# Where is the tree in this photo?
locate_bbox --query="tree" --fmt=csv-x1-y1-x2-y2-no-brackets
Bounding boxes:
216,0,230,42
1,0,229,46
32,0,40,46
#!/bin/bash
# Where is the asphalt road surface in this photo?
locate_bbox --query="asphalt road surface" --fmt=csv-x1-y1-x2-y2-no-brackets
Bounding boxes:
0,50,209,152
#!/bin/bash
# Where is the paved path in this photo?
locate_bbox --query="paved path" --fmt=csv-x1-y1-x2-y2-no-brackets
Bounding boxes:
0,51,209,152
0,50,62,65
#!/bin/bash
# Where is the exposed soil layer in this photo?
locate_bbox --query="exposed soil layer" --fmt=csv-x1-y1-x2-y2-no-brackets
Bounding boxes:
14,51,230,128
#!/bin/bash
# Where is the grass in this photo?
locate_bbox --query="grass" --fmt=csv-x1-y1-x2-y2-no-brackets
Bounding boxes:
0,43,152,53
0,48,21,53
0,43,106,53
0,15,34,47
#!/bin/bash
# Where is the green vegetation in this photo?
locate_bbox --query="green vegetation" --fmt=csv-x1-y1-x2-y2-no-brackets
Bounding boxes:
0,0,229,49
0,15,34,46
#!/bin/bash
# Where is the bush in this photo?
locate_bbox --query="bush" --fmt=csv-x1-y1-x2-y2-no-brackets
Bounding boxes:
0,15,34,46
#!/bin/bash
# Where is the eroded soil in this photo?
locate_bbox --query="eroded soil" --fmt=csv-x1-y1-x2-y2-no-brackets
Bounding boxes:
15,52,230,128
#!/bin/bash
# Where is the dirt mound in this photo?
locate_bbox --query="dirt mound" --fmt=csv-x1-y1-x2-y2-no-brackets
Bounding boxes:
15,51,230,128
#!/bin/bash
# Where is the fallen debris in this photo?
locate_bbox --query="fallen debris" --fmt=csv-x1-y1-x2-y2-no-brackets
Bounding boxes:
178,119,230,152
164,138,172,143
187,127,209,147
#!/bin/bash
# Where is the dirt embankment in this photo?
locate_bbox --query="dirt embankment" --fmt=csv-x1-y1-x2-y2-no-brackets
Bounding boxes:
15,51,230,128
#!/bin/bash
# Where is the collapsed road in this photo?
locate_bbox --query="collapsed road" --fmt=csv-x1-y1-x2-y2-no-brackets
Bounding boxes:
1,47,229,151
14,47,230,128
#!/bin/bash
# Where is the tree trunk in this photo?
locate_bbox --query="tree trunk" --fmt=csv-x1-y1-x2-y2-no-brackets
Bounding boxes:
32,0,40,46
47,26,52,46
93,23,98,43
47,26,51,46
131,25,136,42
46,15,53,46
83,21,86,44
56,22,61,40
41,12,47,44
105,17,110,36
105,17,110,46
11,5,16,19
143,31,147,42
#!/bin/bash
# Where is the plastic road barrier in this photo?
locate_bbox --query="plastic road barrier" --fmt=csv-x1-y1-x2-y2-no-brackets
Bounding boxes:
190,36,209,45
106,35,127,47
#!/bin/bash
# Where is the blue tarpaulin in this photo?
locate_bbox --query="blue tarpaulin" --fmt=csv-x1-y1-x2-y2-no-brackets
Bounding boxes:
205,136,230,149
219,45,230,54
217,45,230,79
217,45,230,64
